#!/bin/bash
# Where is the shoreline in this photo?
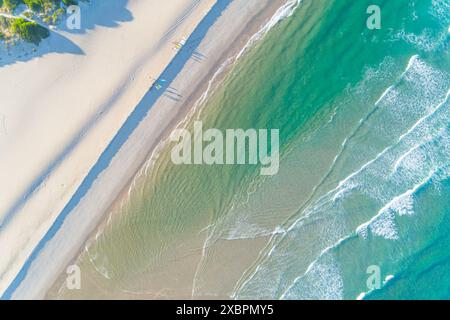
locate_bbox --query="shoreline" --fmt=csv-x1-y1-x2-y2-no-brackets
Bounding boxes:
3,0,291,299
49,0,292,300
0,0,217,298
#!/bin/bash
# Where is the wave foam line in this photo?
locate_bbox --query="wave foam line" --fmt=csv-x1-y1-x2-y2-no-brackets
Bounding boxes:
393,142,422,172
392,88,449,172
397,88,450,142
235,0,303,62
299,86,449,218
281,168,439,298
232,41,448,302
278,95,443,258
281,56,422,234
374,85,395,106
400,55,420,78
279,236,350,299
192,0,305,299
356,168,438,239
235,138,407,297
357,275,395,300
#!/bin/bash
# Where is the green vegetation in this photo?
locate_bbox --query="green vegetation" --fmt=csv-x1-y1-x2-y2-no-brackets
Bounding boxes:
1,0,24,12
62,0,78,6
10,17,49,44
1,0,79,13
0,0,83,45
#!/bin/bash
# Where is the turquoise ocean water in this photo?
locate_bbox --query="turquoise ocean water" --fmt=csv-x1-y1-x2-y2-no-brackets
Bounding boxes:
64,0,450,299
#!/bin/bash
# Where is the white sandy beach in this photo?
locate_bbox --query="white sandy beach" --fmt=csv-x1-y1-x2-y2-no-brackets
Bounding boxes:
0,0,216,297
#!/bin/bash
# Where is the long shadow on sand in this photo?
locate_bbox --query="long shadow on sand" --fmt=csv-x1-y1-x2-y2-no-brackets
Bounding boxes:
0,0,197,231
0,0,202,238
0,0,132,68
1,0,234,299
58,0,133,34
0,30,84,67
0,0,134,218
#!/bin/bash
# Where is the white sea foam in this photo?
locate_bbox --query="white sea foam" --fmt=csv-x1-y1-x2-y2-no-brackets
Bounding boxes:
332,182,358,202
280,254,344,300
430,0,450,25
355,275,395,300
371,210,399,240
392,29,442,52
374,85,396,106
87,250,112,280
281,55,440,235
235,0,303,61
356,292,367,300
400,55,419,78
393,143,423,172
274,60,449,300
384,274,395,284
397,89,450,143
332,66,446,199
235,83,449,299
357,168,436,240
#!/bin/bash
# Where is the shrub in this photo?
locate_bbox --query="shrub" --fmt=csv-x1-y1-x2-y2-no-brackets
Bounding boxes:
2,0,23,12
10,18,49,44
62,0,78,6
23,0,44,12
51,7,64,24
